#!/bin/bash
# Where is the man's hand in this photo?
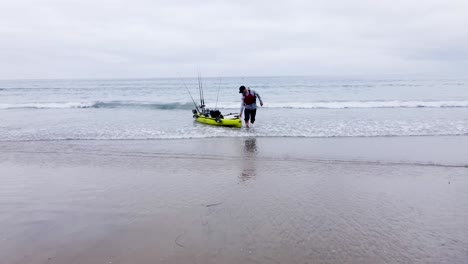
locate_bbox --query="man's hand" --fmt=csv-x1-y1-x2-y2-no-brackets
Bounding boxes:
239,113,242,118
260,102,264,107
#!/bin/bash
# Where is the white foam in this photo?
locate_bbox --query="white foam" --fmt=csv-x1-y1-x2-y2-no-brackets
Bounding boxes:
2,100,468,110
215,100,468,109
0,102,95,109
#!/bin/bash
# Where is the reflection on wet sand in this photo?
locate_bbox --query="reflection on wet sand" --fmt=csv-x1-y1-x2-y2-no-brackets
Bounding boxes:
2,138,468,264
240,138,257,183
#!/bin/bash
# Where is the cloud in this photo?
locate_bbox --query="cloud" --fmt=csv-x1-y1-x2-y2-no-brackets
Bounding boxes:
0,0,467,78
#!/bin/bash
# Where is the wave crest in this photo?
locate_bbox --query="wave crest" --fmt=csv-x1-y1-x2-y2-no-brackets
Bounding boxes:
1,100,468,110
0,101,195,110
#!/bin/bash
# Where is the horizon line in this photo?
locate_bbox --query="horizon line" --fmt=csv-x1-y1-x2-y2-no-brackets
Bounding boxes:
1,73,467,82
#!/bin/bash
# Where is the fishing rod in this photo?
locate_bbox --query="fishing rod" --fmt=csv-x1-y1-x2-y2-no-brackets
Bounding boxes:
182,78,200,114
201,76,204,106
198,72,205,107
197,72,201,107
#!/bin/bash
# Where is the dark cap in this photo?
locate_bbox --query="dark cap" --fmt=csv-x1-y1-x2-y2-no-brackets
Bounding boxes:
239,85,246,93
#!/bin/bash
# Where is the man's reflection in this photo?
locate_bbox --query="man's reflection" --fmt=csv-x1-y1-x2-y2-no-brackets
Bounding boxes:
240,138,257,183
244,137,258,154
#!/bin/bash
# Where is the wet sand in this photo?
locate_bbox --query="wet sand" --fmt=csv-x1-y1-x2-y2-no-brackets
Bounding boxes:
1,137,468,264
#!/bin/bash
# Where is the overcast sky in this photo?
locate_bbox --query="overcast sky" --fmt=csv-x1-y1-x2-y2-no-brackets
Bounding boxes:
1,0,467,79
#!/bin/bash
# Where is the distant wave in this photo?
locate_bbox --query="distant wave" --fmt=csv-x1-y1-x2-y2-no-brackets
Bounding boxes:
0,101,195,110
2,100,468,110
263,100,468,109
0,102,95,109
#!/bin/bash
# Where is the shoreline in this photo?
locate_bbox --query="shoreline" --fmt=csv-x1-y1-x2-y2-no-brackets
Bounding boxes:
1,135,467,166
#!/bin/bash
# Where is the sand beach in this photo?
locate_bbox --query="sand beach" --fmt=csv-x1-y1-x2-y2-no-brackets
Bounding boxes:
1,136,467,264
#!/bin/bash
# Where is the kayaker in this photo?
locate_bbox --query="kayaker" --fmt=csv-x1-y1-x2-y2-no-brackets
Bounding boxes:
239,85,263,128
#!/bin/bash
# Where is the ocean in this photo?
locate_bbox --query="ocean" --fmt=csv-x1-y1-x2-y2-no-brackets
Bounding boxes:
1,76,468,141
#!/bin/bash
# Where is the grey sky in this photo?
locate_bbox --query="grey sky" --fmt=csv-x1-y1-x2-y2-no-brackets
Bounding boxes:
1,0,467,79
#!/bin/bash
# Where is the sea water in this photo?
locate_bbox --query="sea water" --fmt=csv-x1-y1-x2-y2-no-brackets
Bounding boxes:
1,76,468,141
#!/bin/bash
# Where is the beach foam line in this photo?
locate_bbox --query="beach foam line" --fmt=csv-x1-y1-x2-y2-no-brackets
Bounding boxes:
2,100,468,110
0,102,95,109
0,101,195,110
262,100,468,109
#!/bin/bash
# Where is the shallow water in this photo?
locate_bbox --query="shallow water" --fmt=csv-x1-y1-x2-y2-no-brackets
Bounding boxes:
1,77,468,141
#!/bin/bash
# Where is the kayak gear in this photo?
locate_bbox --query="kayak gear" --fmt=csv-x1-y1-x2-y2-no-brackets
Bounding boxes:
187,75,242,128
193,112,242,128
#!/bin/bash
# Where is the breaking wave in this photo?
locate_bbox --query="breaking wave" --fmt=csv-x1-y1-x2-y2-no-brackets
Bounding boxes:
0,101,195,110
2,100,468,110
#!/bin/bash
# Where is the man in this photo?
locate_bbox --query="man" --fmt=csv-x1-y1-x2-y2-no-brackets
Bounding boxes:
239,85,263,128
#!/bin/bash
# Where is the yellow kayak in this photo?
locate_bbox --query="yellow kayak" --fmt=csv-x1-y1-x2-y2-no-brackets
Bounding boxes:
194,113,242,128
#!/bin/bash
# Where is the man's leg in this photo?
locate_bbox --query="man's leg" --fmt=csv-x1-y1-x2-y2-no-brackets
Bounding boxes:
250,109,257,124
244,109,251,127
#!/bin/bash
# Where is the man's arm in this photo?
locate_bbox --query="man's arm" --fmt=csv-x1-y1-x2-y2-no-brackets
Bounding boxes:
254,91,264,106
239,96,245,117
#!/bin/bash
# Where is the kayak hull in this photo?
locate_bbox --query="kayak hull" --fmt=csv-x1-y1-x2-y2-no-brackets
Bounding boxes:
194,113,242,128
